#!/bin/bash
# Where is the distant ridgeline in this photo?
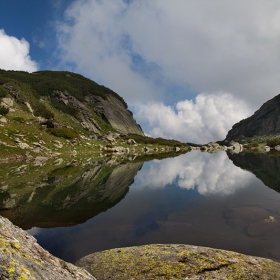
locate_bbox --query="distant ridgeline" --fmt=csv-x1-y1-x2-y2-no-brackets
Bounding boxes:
226,94,280,140
0,69,144,136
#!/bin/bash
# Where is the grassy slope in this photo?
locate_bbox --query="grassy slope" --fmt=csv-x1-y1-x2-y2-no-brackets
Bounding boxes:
0,70,189,161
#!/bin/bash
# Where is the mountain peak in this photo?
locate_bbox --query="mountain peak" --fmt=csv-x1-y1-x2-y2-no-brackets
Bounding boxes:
226,94,280,140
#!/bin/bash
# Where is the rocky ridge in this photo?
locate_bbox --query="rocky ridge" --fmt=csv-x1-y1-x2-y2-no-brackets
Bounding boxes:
226,94,280,140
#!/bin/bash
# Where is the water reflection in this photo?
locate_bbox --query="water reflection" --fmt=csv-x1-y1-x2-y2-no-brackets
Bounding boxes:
228,151,280,192
135,151,252,195
19,151,280,264
0,157,143,229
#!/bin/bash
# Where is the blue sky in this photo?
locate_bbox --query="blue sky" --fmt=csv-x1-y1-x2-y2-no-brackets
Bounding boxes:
1,0,280,143
0,0,71,68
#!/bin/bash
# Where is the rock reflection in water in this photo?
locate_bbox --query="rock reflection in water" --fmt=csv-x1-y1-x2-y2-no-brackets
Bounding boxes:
2,151,280,264
0,157,143,229
228,151,280,192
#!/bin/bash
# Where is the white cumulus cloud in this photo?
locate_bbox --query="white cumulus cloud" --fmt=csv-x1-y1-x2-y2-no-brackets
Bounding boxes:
53,0,280,142
56,0,280,107
0,30,38,72
134,92,252,143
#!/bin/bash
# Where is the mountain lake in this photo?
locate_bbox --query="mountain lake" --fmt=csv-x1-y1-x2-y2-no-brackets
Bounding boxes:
1,150,280,264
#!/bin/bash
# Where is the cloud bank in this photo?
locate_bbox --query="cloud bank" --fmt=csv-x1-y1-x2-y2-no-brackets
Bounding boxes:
134,151,253,196
56,0,280,107
0,29,38,72
134,92,252,143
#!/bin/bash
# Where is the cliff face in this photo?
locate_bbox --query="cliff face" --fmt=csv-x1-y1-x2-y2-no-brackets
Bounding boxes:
0,69,144,136
85,94,143,135
226,94,280,140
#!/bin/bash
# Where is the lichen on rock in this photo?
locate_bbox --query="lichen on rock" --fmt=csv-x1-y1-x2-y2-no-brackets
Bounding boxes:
0,216,95,280
76,244,280,280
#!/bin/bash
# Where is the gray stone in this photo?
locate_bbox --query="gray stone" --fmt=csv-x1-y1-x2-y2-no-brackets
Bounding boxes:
113,146,125,153
53,140,63,149
263,146,270,152
32,142,41,148
275,145,280,151
24,101,34,114
229,141,243,153
127,138,137,146
0,216,95,279
1,97,13,107
0,116,7,123
18,142,31,149
33,156,49,166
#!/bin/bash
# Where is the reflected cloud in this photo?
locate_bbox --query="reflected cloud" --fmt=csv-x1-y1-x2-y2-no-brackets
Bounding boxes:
134,151,253,195
26,227,42,236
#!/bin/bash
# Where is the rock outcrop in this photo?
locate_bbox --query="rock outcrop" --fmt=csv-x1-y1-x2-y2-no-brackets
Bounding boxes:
226,94,280,140
0,69,144,136
86,94,144,135
0,215,95,280
76,244,280,280
2,215,280,280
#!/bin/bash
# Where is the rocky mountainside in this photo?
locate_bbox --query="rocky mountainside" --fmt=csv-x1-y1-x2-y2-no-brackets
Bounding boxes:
0,69,143,136
0,69,189,162
226,94,280,140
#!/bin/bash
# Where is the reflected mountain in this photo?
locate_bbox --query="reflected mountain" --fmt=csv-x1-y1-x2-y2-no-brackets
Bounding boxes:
0,157,143,229
227,152,280,192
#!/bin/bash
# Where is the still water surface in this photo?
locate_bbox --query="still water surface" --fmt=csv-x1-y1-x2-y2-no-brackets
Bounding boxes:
25,151,280,263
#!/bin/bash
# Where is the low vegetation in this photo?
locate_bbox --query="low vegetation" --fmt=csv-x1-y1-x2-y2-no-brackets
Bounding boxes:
0,69,189,162
0,69,127,108
266,138,280,147
120,133,187,147
0,105,9,116
47,127,80,139
0,86,8,98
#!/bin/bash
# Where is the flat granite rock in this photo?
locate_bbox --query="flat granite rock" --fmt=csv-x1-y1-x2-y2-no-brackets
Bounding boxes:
76,244,280,280
0,216,95,280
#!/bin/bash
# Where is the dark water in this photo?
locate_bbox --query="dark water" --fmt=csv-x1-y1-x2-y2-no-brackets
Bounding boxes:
23,151,280,263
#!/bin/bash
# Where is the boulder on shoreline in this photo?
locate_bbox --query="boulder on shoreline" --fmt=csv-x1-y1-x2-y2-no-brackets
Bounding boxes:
0,216,95,280
1,213,280,280
76,244,280,280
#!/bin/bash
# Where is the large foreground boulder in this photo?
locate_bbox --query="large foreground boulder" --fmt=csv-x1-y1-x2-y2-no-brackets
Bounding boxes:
1,212,280,280
0,216,95,280
76,244,280,280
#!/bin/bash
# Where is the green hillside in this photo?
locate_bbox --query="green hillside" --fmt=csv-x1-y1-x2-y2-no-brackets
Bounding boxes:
0,69,188,161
